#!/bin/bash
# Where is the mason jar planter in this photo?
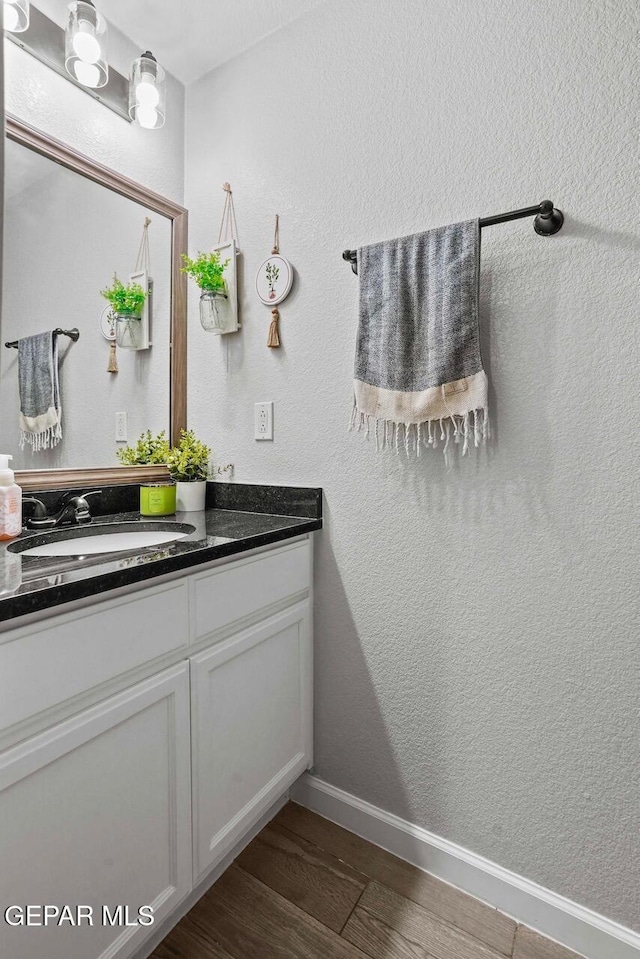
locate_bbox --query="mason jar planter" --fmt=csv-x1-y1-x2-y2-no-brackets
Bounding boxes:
199,289,229,333
115,312,143,350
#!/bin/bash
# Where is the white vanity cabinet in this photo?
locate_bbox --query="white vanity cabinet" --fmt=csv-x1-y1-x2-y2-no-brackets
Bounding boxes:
191,600,312,880
0,536,313,959
0,663,192,959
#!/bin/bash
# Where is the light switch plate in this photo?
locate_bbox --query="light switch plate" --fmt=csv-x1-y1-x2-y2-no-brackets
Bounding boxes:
115,412,128,442
254,402,273,440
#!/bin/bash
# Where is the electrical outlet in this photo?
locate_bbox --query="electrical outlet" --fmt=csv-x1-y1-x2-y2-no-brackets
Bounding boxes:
115,412,128,442
254,402,274,440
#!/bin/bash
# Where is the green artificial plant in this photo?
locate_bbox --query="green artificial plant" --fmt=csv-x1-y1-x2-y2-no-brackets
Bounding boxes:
180,251,229,293
116,430,170,466
101,276,147,316
166,429,211,483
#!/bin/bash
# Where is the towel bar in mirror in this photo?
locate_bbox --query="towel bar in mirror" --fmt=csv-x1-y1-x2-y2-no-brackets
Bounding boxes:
5,328,80,350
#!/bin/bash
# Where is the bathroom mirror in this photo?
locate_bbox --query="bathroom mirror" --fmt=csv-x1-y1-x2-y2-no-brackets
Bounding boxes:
0,116,187,491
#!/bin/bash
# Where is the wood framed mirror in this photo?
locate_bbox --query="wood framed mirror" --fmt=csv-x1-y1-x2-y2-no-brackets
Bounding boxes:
3,115,187,492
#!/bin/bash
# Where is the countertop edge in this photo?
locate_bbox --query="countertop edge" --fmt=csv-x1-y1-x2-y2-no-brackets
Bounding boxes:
0,518,322,628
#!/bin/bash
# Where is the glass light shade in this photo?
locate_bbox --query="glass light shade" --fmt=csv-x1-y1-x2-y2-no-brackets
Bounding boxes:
65,0,108,89
129,52,166,129
3,0,29,32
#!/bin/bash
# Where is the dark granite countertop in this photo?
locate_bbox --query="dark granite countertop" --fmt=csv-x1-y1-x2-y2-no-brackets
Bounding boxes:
0,483,322,626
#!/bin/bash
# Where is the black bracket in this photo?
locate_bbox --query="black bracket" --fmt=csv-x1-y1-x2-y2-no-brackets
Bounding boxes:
342,249,358,275
533,200,564,236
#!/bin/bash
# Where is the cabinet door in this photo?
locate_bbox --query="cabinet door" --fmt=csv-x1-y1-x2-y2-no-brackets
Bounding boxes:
0,663,192,959
191,601,312,881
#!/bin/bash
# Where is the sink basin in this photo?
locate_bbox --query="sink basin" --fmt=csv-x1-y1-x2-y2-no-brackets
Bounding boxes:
9,522,196,558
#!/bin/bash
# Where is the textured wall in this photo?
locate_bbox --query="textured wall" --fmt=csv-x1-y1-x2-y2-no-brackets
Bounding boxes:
186,0,640,930
0,33,3,328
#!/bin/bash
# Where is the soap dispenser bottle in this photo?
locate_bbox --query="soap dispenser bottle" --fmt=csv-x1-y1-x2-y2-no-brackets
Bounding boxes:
0,455,22,541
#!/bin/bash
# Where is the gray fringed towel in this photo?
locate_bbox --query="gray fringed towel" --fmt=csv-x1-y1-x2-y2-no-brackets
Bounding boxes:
349,220,489,457
18,331,62,452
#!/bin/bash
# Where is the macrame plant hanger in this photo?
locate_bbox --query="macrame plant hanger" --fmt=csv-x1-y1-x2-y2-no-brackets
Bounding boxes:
268,216,281,348
218,182,240,247
217,183,241,362
133,216,152,352
135,216,152,274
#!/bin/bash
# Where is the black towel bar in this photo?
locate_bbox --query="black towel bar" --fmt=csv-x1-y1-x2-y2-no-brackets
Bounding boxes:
5,328,80,349
342,200,564,274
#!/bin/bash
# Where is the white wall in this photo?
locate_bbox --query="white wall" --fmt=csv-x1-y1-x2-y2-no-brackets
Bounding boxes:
185,0,640,933
0,32,3,331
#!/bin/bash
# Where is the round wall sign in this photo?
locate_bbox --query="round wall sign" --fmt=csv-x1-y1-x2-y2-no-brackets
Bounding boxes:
100,304,117,341
255,254,293,306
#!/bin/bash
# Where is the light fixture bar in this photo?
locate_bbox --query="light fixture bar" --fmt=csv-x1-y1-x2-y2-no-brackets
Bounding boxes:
6,3,131,122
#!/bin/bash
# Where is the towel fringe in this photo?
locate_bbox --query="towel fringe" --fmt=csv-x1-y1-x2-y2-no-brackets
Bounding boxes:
20,422,62,453
348,405,489,460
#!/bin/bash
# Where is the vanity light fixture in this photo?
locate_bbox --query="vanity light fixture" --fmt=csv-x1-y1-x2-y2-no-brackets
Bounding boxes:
65,0,108,89
129,51,166,129
3,0,29,33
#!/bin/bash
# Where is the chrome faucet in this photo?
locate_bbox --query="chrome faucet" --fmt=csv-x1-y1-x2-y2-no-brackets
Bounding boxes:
23,490,102,530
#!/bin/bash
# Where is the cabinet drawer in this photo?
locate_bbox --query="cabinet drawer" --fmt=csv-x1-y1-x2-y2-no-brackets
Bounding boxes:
189,540,310,643
0,580,189,733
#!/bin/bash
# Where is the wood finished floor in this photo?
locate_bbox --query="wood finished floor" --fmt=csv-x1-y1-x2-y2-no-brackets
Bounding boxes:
152,802,586,959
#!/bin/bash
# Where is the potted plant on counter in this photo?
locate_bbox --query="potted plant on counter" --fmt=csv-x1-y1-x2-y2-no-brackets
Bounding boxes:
116,430,176,515
116,430,170,466
100,276,148,350
167,429,211,512
181,251,229,332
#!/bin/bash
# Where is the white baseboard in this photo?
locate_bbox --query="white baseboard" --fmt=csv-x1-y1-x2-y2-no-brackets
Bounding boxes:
291,774,640,959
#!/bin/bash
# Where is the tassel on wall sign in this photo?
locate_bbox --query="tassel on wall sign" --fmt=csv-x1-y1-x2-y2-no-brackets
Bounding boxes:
107,341,118,373
255,215,294,348
267,308,280,347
